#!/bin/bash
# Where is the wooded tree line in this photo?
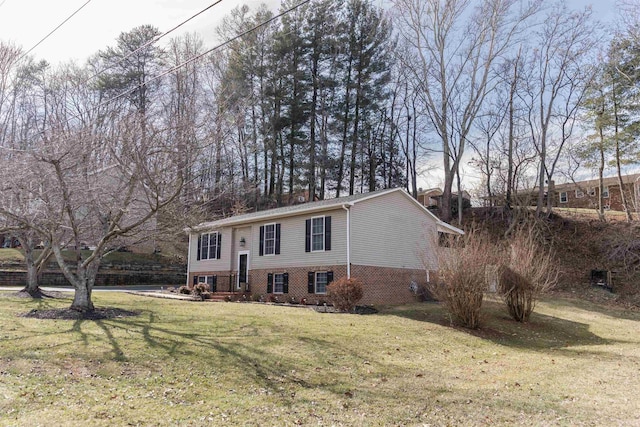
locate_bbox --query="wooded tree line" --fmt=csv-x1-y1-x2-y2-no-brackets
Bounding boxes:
1,0,640,310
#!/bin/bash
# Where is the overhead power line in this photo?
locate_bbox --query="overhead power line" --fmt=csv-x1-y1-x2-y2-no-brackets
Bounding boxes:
85,0,224,84
15,0,94,64
97,0,314,111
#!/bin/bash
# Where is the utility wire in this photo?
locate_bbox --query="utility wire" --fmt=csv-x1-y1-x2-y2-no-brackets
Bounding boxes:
85,0,224,84
14,0,94,64
7,0,314,149
95,0,314,112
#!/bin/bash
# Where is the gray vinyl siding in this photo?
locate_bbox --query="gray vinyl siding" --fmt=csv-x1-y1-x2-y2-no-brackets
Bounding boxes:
189,228,233,273
251,208,347,269
350,191,438,270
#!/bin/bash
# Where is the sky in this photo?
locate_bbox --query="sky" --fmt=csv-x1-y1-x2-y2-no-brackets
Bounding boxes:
0,0,280,65
0,0,619,66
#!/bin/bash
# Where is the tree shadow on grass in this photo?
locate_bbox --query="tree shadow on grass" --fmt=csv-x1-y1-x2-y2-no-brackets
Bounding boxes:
543,293,640,322
381,299,617,353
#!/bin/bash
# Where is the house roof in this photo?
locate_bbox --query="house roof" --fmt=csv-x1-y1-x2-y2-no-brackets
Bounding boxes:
190,187,464,235
553,173,640,191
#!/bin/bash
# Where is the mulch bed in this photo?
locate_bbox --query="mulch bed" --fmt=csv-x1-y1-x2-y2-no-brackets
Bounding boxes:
20,307,140,320
10,290,70,299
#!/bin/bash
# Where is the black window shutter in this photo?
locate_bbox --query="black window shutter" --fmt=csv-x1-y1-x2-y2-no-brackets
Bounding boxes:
283,272,289,294
305,219,311,252
196,235,201,260
212,275,217,292
259,226,264,256
308,271,315,293
327,271,334,286
267,273,273,293
275,223,281,255
193,275,198,285
324,216,331,251
216,232,222,259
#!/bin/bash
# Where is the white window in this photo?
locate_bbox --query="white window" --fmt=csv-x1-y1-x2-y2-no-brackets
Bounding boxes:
575,189,584,198
603,187,610,198
559,192,568,203
264,223,276,256
199,232,221,260
274,273,285,294
311,216,324,252
315,271,328,294
589,188,596,197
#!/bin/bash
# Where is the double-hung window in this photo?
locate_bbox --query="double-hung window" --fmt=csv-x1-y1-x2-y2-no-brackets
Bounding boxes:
264,223,276,255
315,272,328,294
274,273,285,293
312,217,324,251
259,223,280,256
575,188,584,198
307,271,334,294
267,272,288,294
305,216,331,252
559,192,568,203
603,187,610,198
197,232,221,260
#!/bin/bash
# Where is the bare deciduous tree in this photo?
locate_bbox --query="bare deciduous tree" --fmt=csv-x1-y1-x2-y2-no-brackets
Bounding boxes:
393,0,540,223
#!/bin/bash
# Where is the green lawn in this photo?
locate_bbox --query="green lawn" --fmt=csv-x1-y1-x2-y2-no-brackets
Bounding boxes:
0,293,639,426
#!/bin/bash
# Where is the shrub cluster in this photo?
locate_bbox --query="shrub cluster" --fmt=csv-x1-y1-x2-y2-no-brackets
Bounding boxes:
327,277,364,312
429,229,494,329
428,223,557,328
498,225,557,322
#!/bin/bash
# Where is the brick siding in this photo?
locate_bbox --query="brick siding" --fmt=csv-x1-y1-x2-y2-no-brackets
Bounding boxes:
242,264,429,305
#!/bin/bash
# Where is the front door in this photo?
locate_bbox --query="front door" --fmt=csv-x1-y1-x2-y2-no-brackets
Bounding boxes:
237,251,249,290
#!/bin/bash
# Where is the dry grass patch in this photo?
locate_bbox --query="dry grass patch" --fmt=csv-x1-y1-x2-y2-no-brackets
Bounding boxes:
0,292,639,425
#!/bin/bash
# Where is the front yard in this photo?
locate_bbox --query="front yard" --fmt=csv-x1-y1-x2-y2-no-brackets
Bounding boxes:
0,292,638,426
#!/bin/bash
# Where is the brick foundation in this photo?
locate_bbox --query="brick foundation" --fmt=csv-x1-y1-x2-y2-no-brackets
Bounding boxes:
229,264,429,305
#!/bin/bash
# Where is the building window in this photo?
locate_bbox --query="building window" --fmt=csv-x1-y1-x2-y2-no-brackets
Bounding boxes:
197,232,221,260
274,273,285,294
267,272,288,294
559,192,568,203
603,187,610,198
307,271,334,294
312,216,324,251
305,216,331,253
575,189,584,198
259,223,280,256
264,223,276,255
589,188,596,197
315,272,328,294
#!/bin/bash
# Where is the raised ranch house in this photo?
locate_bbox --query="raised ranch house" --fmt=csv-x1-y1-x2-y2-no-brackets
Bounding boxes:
186,188,463,305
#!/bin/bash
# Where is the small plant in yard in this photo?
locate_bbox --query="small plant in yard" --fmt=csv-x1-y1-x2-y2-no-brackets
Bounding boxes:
499,224,557,322
327,277,364,312
178,285,191,295
288,296,299,304
191,282,210,300
251,293,262,302
428,229,496,329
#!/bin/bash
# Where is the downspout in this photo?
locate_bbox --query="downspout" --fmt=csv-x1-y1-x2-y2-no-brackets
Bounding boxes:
342,203,353,279
186,232,192,287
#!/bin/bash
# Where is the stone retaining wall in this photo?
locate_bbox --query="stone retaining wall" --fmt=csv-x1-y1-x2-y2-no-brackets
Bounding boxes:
0,269,186,287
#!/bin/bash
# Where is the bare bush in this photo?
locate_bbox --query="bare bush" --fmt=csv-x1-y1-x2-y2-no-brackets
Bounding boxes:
327,277,364,312
499,225,557,322
429,230,496,329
